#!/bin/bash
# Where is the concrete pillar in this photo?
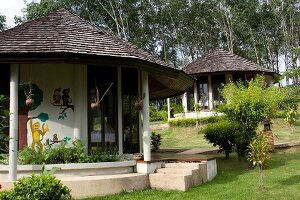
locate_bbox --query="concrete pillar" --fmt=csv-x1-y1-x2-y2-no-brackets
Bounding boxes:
117,67,123,155
9,64,19,181
194,82,198,105
141,71,151,161
208,75,213,110
182,92,188,113
167,98,171,120
73,65,87,147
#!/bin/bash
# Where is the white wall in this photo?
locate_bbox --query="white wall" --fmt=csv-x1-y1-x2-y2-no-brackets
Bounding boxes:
20,63,88,148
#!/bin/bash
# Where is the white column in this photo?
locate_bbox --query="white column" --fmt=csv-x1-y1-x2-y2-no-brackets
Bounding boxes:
117,67,123,155
208,75,213,110
194,82,198,105
142,71,151,161
182,92,188,113
167,98,171,120
9,64,19,181
73,65,83,141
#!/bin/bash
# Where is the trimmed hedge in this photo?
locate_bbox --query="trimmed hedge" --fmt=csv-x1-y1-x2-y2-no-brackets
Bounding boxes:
203,121,238,159
168,115,226,127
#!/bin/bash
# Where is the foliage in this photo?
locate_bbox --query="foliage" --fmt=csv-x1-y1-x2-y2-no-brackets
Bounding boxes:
149,105,167,122
9,174,72,200
0,95,9,162
284,108,298,126
0,190,12,200
19,139,124,164
168,116,225,127
89,146,121,162
220,75,284,157
247,134,270,190
151,132,162,152
0,14,6,31
170,103,184,114
19,146,45,165
203,121,238,159
43,140,89,164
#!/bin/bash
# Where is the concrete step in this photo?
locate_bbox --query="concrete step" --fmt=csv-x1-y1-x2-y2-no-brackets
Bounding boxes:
59,173,149,199
157,167,203,186
149,173,193,191
156,168,195,175
163,162,202,169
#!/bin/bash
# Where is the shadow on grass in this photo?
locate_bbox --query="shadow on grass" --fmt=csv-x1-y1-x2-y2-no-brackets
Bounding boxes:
279,175,300,185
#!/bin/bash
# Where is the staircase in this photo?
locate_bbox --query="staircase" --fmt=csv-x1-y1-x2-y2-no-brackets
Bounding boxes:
149,162,208,191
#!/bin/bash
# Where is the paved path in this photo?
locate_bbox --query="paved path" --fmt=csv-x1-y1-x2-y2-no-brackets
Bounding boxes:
176,140,300,155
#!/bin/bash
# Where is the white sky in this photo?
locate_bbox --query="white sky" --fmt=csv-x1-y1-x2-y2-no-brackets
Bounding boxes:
0,0,39,28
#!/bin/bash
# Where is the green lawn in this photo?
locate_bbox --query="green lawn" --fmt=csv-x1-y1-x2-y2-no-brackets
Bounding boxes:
83,147,300,200
153,118,300,149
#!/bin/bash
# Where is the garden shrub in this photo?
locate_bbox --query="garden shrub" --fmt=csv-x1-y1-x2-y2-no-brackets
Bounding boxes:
168,116,225,127
150,105,167,122
203,121,238,159
247,133,270,190
0,95,9,162
0,190,12,200
9,174,72,200
89,146,121,162
19,146,45,165
151,132,162,152
220,75,285,158
19,139,122,164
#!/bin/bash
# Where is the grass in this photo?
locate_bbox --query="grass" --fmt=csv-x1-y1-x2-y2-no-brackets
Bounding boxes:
153,118,300,149
82,147,300,200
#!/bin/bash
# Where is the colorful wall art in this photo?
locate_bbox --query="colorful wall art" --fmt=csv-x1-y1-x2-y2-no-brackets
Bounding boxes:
50,88,75,120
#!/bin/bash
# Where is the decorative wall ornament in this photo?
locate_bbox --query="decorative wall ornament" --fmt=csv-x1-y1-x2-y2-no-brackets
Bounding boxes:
90,82,113,110
50,87,74,120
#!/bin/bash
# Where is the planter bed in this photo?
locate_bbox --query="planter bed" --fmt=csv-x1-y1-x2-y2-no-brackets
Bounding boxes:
0,160,136,180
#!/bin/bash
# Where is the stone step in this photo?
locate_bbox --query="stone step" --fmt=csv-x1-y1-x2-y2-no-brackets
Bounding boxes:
163,162,202,169
149,173,193,191
59,173,149,198
157,167,204,186
156,168,196,175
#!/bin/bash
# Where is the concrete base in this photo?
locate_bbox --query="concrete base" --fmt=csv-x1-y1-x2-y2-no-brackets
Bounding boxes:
136,161,164,174
0,161,136,181
149,161,216,191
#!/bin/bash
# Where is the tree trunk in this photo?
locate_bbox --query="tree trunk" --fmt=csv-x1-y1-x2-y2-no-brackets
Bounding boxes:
18,106,29,150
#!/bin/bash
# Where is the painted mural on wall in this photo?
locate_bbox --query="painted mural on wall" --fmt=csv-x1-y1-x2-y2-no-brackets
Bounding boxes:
19,83,49,149
50,88,74,120
29,117,49,150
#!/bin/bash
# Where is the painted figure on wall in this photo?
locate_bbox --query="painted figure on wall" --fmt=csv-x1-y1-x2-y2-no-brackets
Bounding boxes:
52,88,61,105
29,117,49,150
50,87,74,120
19,83,46,150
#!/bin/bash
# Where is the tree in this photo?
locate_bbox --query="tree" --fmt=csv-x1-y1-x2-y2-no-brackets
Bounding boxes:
247,133,270,191
220,75,284,157
18,83,48,149
0,14,6,31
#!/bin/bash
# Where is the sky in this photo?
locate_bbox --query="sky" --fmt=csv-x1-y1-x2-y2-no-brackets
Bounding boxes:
0,0,39,28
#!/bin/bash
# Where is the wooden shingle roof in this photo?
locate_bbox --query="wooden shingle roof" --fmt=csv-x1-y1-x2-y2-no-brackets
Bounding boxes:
0,9,194,100
183,49,276,75
0,9,173,68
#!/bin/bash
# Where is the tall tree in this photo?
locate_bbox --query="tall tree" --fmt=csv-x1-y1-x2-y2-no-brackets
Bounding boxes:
0,14,6,31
